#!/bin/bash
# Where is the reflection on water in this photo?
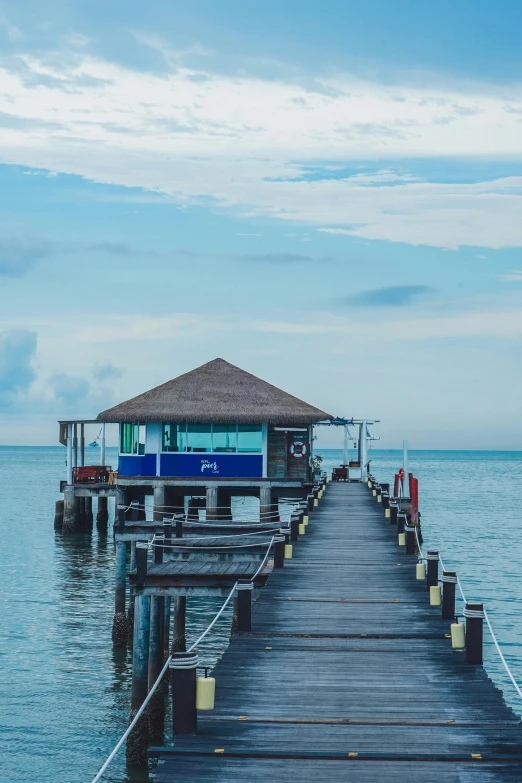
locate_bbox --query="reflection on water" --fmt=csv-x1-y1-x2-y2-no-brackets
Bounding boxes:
1,446,521,783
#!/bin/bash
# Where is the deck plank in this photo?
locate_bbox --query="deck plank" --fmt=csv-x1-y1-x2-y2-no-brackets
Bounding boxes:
152,482,522,782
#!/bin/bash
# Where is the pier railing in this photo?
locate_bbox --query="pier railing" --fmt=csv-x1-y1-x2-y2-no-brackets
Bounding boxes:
367,473,522,705
90,531,277,783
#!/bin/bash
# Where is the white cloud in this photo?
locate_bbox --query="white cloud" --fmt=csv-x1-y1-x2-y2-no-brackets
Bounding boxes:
1,52,522,246
498,270,522,281
254,308,522,340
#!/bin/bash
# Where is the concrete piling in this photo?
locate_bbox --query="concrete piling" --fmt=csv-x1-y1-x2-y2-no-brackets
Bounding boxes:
53,499,64,530
96,496,109,529
126,593,151,767
62,487,79,534
112,540,129,647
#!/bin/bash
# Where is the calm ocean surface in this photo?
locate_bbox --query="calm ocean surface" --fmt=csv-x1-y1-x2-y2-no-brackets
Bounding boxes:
1,446,522,783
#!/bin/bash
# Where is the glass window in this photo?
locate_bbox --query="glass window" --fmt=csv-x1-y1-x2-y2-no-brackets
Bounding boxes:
162,423,187,452
121,422,133,454
237,424,262,453
121,422,144,454
212,424,237,452
186,424,212,452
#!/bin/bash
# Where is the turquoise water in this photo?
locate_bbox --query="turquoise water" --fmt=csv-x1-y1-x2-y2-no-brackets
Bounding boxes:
1,446,521,782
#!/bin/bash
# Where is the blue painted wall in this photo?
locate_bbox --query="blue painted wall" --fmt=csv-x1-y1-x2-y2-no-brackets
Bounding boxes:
160,453,263,478
118,453,157,476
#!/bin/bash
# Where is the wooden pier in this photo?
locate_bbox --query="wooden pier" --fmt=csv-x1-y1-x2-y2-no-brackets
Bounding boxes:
151,481,522,782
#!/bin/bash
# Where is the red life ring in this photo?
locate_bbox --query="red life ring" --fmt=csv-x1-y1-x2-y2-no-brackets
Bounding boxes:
290,441,307,459
398,468,405,480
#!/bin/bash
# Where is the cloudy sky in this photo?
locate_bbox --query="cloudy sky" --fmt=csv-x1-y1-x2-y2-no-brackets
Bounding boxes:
0,0,521,448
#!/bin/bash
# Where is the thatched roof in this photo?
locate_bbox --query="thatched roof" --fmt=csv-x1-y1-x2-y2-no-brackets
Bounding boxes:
97,358,333,425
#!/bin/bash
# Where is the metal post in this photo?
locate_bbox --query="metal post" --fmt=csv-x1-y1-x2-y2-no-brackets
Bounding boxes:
126,593,151,766
343,424,348,465
66,422,73,486
426,551,439,591
100,423,106,466
73,423,78,469
402,440,408,495
236,580,253,632
464,603,484,665
170,652,198,735
358,421,368,482
442,572,457,621
80,423,85,467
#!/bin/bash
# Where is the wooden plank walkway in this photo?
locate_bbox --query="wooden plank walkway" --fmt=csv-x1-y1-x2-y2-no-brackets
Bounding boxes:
152,482,522,782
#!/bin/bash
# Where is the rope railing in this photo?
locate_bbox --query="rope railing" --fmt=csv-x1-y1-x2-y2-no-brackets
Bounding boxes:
89,534,276,783
412,520,522,706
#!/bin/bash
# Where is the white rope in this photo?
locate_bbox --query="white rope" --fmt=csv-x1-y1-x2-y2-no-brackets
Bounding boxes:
186,583,238,653
89,533,275,782
484,608,522,702
90,652,172,783
250,536,276,581
436,553,522,705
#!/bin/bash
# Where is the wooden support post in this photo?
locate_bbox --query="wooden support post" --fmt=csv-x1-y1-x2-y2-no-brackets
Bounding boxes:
153,485,165,522
135,542,148,588
175,515,183,539
126,593,151,767
131,500,139,522
442,571,457,621
112,540,129,646
53,499,64,530
464,603,484,665
290,514,299,542
172,596,187,653
405,524,416,555
206,486,218,521
96,496,109,529
236,580,253,632
170,652,198,735
390,502,398,525
62,487,79,534
397,513,406,534
274,534,285,568
427,551,439,592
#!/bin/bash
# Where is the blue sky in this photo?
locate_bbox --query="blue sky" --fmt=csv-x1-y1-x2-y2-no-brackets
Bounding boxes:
1,0,522,448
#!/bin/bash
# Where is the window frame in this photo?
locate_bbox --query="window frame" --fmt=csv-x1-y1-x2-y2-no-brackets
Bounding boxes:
160,422,263,454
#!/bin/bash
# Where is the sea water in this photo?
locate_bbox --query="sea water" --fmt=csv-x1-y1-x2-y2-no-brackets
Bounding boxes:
1,446,521,783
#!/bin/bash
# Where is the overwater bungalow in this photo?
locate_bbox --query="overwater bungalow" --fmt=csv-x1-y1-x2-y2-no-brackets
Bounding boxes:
58,358,333,530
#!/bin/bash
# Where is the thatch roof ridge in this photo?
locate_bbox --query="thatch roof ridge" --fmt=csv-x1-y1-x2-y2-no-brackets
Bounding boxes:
97,358,333,424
